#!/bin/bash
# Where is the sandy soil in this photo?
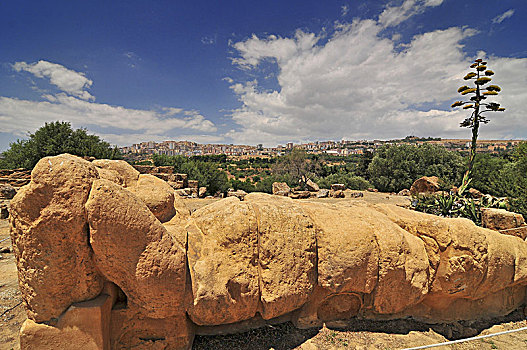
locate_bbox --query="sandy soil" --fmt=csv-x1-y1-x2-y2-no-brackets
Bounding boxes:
3,192,527,349
0,219,24,350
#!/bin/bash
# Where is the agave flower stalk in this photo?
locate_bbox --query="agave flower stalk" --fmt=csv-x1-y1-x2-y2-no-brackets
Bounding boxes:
451,58,505,193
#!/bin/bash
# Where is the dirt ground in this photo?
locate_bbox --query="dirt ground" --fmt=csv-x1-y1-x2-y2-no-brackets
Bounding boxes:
2,192,527,349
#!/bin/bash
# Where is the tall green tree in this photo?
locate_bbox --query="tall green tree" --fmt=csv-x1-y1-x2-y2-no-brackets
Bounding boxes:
0,121,121,169
451,58,505,192
367,144,464,192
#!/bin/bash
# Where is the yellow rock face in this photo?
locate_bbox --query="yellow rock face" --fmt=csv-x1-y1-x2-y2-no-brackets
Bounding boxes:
187,197,260,325
10,154,527,349
10,154,104,322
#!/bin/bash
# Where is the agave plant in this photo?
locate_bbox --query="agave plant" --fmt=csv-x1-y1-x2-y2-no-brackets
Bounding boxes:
451,58,506,191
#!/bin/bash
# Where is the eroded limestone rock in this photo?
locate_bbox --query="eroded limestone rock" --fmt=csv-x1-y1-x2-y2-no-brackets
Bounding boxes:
10,154,104,322
10,154,527,350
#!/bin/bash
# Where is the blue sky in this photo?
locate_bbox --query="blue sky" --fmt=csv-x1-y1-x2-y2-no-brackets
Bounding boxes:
0,0,525,149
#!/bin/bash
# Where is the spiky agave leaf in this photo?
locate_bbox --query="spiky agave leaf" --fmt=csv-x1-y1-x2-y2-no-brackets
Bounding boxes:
487,85,501,92
461,88,477,95
475,77,492,85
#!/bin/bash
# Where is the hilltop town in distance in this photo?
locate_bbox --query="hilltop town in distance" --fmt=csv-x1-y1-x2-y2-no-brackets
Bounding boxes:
120,136,524,160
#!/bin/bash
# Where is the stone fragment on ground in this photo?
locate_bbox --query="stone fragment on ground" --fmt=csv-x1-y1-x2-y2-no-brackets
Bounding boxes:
272,182,291,196
410,176,440,194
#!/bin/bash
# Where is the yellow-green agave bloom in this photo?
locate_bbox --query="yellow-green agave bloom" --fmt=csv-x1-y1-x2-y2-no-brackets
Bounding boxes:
461,88,477,95
487,85,501,92
451,101,464,108
458,85,470,93
470,63,478,68
485,70,494,76
483,91,498,95
498,108,505,111
464,72,477,80
475,77,492,85
477,65,487,71
463,104,474,109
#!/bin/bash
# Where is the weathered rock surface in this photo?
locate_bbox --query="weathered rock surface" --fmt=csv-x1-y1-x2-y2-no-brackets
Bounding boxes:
305,178,319,192
482,208,527,239
92,159,139,187
226,189,248,200
410,176,441,194
331,183,346,191
290,190,311,199
86,179,186,319
128,174,177,223
272,182,291,196
187,197,259,325
247,193,317,320
10,154,104,322
316,189,329,198
0,184,17,199
10,154,527,349
330,189,345,198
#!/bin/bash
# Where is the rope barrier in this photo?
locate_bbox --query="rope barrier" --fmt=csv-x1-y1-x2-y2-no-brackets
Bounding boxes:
402,325,527,349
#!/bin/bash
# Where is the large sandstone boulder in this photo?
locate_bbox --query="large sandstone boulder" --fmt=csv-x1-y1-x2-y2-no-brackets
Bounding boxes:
10,154,527,349
375,204,527,321
410,176,441,194
86,179,186,319
92,159,139,187
186,197,259,325
272,182,291,196
10,154,104,322
246,193,317,319
482,208,527,239
128,174,177,223
305,178,319,192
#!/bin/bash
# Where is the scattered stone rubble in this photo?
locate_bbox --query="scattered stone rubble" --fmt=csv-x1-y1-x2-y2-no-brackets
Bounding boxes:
482,208,527,240
133,165,207,198
10,154,527,350
0,169,31,187
272,181,349,199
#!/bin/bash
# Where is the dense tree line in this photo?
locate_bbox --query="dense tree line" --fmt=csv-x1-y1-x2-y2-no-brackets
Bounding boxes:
366,144,465,192
0,121,121,169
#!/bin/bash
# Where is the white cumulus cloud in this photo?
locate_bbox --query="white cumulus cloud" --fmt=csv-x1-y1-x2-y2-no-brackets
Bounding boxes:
0,94,217,146
227,18,526,146
12,60,95,101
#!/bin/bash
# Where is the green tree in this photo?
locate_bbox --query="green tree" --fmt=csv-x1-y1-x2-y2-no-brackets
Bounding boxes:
367,144,464,192
272,149,322,188
181,160,229,195
451,58,505,192
0,121,121,169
